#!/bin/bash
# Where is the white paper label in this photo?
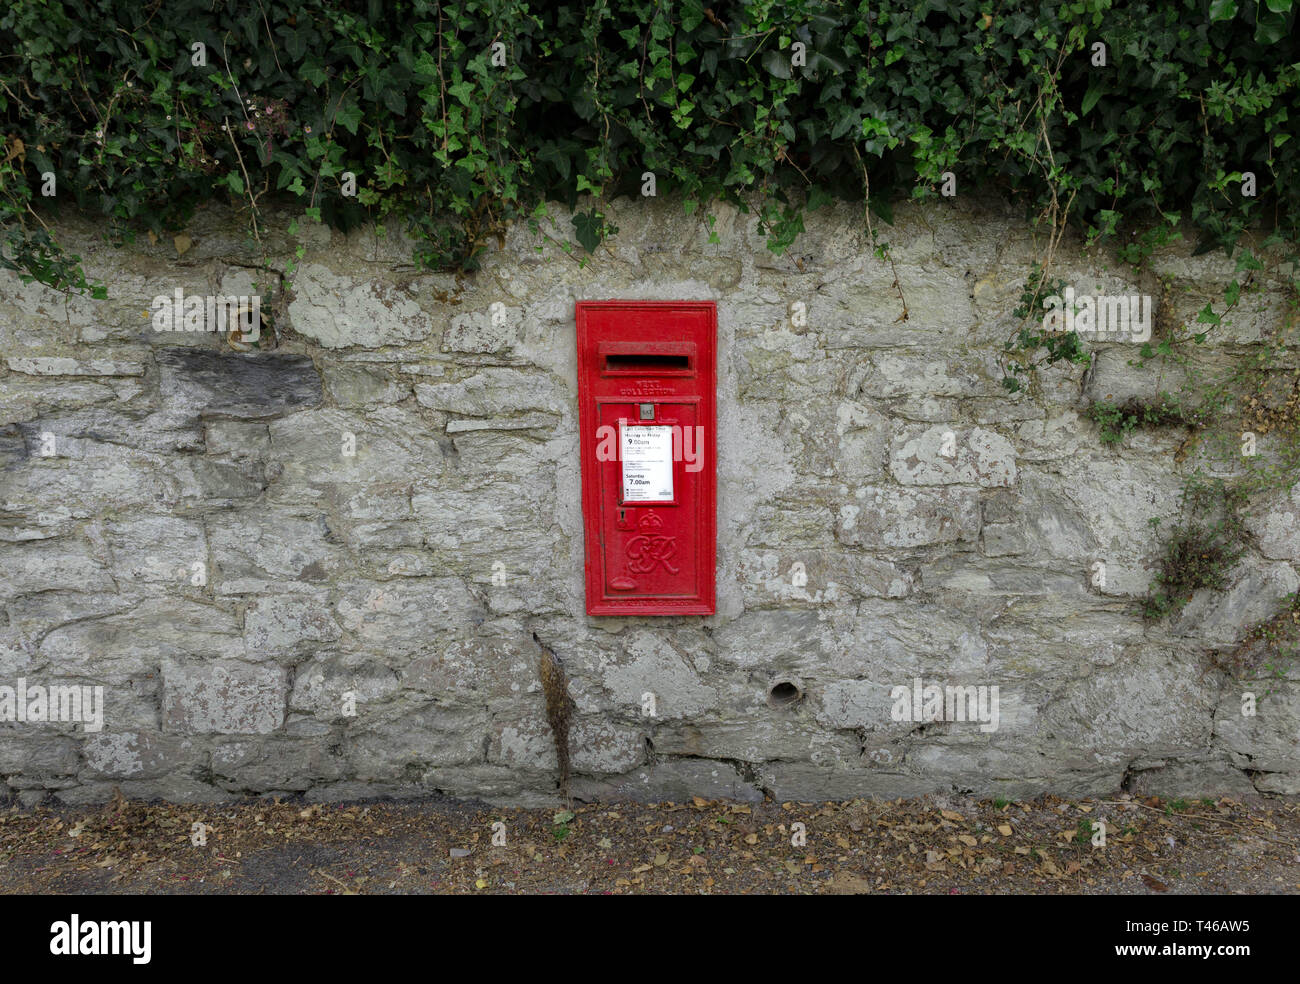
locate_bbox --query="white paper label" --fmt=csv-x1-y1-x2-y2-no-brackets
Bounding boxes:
621,425,674,501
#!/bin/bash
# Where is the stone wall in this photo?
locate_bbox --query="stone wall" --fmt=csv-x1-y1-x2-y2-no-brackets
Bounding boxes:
1,195,1298,806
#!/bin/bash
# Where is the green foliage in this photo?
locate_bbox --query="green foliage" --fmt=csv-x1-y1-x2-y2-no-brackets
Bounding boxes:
571,209,615,254
1,0,1298,294
0,226,106,298
1213,591,1300,681
1116,220,1183,270
1002,265,1088,392
551,809,575,842
1122,260,1300,641
1087,392,1193,444
1143,479,1249,618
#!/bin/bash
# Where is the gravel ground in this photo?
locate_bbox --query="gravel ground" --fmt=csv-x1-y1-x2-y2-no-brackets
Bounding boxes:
1,791,1297,895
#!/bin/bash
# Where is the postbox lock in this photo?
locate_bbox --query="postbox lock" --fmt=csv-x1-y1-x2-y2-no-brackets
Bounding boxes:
639,403,655,420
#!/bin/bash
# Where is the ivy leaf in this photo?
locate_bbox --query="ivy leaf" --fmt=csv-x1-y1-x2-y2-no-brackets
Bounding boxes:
1208,0,1238,19
1235,250,1263,272
382,88,407,115
1081,85,1103,117
537,143,571,180
806,185,833,211
809,50,848,74
832,107,862,139
299,57,328,87
25,147,54,175
1254,12,1290,43
336,102,363,136
284,29,307,62
571,210,604,253
761,50,792,79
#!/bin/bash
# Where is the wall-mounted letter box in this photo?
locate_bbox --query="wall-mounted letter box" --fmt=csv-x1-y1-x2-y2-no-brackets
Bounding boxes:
576,301,717,615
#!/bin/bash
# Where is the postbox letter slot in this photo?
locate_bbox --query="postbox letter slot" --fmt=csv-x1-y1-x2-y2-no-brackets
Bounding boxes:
604,353,690,372
597,340,696,377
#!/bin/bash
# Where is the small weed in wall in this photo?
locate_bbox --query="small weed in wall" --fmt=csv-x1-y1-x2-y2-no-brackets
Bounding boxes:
1087,393,1196,445
1211,591,1300,685
1143,481,1248,620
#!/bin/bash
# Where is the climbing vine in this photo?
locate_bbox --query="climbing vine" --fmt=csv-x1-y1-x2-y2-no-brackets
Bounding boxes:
0,0,1296,295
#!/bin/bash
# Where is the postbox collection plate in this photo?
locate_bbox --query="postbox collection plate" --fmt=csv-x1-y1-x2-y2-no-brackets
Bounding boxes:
576,301,717,616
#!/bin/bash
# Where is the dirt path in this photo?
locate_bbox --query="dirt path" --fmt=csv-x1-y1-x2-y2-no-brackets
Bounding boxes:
1,791,1297,895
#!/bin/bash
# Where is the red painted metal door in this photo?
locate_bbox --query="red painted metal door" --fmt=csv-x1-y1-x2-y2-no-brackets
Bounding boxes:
576,301,717,616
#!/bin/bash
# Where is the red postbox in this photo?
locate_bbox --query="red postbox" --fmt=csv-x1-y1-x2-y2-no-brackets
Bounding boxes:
576,301,717,615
